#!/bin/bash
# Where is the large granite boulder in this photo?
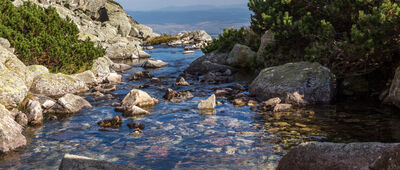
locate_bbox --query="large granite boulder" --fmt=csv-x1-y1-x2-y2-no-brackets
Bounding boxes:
227,44,256,67
59,154,134,170
27,65,49,80
249,62,335,104
30,73,89,98
131,24,158,40
0,104,26,153
25,99,43,126
278,142,400,170
0,62,28,108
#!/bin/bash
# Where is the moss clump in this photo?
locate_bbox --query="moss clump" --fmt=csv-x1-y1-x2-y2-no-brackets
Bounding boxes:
145,34,178,45
0,0,105,74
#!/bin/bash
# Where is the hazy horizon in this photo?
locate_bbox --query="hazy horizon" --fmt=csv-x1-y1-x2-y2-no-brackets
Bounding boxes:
114,0,248,11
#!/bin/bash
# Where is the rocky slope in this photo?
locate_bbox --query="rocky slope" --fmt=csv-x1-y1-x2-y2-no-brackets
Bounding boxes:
12,0,158,60
0,0,159,153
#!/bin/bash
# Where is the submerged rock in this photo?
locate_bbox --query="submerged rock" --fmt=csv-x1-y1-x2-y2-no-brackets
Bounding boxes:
277,142,400,170
142,59,168,68
98,116,122,128
198,94,216,110
59,154,133,170
30,73,89,98
0,104,26,153
127,122,145,130
249,62,335,104
132,71,152,80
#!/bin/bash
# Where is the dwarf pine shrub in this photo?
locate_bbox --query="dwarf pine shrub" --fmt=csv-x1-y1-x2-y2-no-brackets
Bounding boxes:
0,0,105,74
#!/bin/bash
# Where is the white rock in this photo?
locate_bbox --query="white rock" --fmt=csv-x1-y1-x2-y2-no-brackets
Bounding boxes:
198,94,216,110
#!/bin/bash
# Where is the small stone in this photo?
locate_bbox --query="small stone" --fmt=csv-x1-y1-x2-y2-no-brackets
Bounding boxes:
215,89,229,96
247,100,258,106
151,77,160,83
98,116,122,128
123,106,150,117
295,123,307,128
15,112,28,127
110,102,120,106
225,146,237,155
26,100,43,126
132,71,152,80
48,115,58,121
146,46,154,50
262,97,281,110
273,122,291,127
42,100,56,109
233,98,247,106
142,59,168,68
91,91,104,97
273,104,292,112
175,77,190,86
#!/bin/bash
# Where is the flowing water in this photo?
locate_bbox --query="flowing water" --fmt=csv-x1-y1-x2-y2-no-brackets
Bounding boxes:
1,46,400,169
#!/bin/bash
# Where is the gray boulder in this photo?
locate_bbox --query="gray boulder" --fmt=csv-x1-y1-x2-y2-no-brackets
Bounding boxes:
184,52,236,76
91,57,113,80
142,59,168,68
278,142,400,170
30,73,89,98
52,94,92,114
0,62,28,107
249,62,335,104
59,154,135,170
72,70,97,85
121,89,159,108
227,44,256,67
0,104,26,153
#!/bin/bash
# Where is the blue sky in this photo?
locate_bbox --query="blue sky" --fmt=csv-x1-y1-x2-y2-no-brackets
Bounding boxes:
114,0,248,11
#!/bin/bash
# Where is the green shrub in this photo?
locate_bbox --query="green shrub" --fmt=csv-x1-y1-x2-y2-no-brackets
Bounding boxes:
145,34,178,45
248,0,400,77
202,28,260,54
107,0,123,8
0,0,105,74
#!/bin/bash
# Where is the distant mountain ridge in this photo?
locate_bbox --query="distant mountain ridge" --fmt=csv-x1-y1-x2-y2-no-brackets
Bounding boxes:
127,4,251,35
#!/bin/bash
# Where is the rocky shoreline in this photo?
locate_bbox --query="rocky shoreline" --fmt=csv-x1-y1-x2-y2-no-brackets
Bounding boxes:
2,0,400,169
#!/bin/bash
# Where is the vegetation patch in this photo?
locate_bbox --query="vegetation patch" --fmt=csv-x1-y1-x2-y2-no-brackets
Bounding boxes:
107,0,123,8
0,0,105,74
145,34,178,45
202,28,260,54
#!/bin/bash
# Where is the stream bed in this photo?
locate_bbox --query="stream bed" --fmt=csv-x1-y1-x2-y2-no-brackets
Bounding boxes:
1,46,400,169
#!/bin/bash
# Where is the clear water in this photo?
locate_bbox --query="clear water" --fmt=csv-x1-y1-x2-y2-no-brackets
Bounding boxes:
1,46,400,169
